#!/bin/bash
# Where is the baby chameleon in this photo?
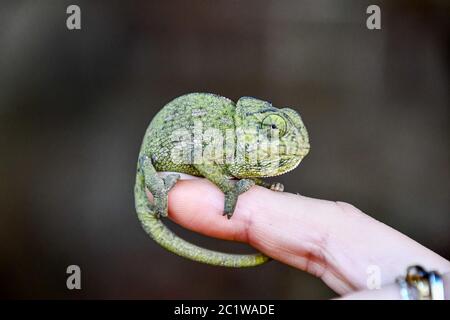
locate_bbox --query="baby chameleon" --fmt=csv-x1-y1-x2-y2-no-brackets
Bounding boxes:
134,93,310,267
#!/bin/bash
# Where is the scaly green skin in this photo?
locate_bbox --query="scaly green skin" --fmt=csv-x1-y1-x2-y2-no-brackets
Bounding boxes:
135,93,310,267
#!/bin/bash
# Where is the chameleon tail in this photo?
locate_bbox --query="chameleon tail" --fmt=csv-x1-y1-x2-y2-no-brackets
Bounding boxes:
135,172,270,267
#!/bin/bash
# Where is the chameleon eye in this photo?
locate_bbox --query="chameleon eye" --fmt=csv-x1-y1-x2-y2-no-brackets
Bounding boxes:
262,114,287,136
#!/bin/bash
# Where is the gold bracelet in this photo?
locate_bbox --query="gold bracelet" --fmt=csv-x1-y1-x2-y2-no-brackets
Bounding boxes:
396,265,444,300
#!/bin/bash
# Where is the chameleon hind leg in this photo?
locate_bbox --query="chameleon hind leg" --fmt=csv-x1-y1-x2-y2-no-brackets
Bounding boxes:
194,164,255,219
254,178,284,192
140,155,180,218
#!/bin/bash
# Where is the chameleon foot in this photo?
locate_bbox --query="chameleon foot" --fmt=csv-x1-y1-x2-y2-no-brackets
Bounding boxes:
223,179,255,219
270,182,284,192
152,174,181,218
150,192,168,218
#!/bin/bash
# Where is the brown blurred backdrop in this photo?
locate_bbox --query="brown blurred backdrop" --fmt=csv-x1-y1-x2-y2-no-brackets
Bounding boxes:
0,0,448,299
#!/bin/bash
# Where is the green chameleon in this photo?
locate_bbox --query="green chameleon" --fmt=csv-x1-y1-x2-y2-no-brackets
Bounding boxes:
134,93,310,267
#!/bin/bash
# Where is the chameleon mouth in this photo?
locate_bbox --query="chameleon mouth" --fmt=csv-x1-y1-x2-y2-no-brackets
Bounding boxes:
281,144,309,158
261,156,304,177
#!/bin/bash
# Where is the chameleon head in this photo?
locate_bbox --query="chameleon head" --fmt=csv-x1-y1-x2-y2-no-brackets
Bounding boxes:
229,97,310,178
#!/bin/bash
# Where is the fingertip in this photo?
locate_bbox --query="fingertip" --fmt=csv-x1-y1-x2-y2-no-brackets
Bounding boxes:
166,179,251,242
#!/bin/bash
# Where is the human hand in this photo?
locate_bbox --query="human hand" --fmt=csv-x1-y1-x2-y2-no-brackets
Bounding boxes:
150,174,450,298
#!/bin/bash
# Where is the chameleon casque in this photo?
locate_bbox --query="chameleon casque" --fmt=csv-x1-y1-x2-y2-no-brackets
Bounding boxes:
134,93,310,267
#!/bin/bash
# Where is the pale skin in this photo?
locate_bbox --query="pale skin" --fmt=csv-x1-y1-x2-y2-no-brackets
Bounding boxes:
149,173,450,299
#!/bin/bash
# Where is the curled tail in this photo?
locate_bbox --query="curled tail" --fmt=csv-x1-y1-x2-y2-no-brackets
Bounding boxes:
135,170,269,267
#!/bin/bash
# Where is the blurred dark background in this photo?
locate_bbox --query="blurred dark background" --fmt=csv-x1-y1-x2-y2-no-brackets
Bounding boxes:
0,0,448,299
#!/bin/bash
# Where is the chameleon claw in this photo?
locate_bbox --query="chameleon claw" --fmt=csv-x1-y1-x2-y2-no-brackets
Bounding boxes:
152,192,169,218
223,191,237,219
149,205,167,218
223,211,233,219
270,182,284,192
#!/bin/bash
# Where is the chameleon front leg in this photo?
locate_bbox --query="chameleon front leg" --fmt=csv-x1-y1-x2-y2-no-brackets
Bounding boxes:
194,164,255,219
140,155,180,218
